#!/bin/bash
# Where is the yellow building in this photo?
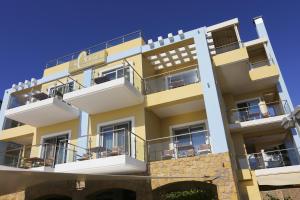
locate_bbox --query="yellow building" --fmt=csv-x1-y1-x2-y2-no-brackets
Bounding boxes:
0,16,299,200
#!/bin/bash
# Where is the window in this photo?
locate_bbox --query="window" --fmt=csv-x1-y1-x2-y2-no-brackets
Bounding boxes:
102,67,130,82
49,82,74,97
42,134,68,164
237,99,260,121
166,69,199,90
99,121,132,152
172,123,207,149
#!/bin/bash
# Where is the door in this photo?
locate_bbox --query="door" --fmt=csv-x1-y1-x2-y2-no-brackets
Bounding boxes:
237,99,260,121
42,134,68,165
100,121,132,155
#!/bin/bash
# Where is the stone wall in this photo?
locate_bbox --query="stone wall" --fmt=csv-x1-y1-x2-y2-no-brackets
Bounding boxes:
149,152,240,200
261,188,300,200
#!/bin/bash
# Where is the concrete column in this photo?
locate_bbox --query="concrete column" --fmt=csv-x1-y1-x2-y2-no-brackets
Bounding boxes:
0,89,12,131
253,16,300,148
193,28,229,153
77,69,92,155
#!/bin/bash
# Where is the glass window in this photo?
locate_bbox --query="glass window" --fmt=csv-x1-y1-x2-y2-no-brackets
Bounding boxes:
173,123,206,149
42,134,68,164
102,67,130,82
49,82,74,97
100,121,131,152
237,99,260,121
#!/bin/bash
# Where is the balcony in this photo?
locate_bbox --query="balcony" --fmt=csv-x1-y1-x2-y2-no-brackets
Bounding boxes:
237,148,300,186
144,65,203,117
0,130,146,174
147,130,211,162
229,100,290,131
5,89,79,127
248,59,279,81
63,63,144,114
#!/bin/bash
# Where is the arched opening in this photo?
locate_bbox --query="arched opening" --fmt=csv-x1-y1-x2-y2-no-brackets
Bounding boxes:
152,181,218,200
86,188,136,200
34,194,72,200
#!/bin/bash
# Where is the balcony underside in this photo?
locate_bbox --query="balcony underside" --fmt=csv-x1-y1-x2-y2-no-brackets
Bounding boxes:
216,60,279,95
54,155,146,174
229,114,288,133
63,78,144,114
255,165,300,186
5,98,80,127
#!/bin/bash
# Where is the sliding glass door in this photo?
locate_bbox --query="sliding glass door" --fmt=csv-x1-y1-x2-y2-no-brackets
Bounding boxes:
42,134,68,165
100,121,131,155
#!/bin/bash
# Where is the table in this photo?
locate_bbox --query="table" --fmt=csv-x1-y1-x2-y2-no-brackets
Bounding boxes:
23,157,45,168
175,144,195,158
90,146,105,158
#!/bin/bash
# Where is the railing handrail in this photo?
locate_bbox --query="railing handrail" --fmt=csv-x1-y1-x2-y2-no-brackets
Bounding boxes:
249,59,271,65
144,64,199,80
46,30,143,68
230,100,287,112
147,130,209,143
246,147,300,156
214,41,241,50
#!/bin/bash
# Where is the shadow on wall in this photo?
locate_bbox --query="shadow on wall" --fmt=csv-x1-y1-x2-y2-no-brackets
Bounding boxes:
152,181,218,200
86,188,136,200
34,195,72,200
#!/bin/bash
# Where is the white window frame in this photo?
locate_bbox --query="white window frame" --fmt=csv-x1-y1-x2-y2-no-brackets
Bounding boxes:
39,130,72,164
101,62,134,84
96,117,135,157
169,120,209,145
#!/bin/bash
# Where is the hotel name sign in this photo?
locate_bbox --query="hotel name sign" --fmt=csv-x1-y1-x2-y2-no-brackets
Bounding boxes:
69,50,107,73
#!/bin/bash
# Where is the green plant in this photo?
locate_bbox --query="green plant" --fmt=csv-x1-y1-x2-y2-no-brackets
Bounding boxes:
162,189,217,200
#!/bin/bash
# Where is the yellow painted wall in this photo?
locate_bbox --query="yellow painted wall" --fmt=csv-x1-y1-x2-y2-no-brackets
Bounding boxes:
89,104,146,160
249,65,279,81
146,83,203,109
0,125,35,144
30,119,79,161
43,62,70,77
105,38,144,56
92,54,143,93
160,110,207,138
238,171,262,200
213,47,248,66
145,110,161,140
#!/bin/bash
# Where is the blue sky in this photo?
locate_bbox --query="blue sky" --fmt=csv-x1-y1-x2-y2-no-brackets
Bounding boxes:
0,1,300,105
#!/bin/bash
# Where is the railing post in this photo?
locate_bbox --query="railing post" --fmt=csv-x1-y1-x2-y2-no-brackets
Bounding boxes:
17,146,24,168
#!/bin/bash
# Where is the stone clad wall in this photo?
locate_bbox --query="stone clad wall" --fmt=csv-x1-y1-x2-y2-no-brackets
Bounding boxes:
149,152,240,200
261,188,300,200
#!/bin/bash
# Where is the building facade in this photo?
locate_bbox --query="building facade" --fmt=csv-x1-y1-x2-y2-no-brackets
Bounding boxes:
0,16,299,200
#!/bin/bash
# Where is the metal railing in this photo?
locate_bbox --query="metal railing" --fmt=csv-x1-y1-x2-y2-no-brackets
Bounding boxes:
229,100,290,124
249,59,273,70
147,130,210,162
215,41,241,54
0,143,60,169
90,60,144,94
46,30,143,68
144,65,200,95
237,148,300,170
8,79,84,110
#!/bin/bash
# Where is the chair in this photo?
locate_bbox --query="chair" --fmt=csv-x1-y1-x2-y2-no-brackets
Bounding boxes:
186,148,195,157
161,149,174,160
196,144,211,155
